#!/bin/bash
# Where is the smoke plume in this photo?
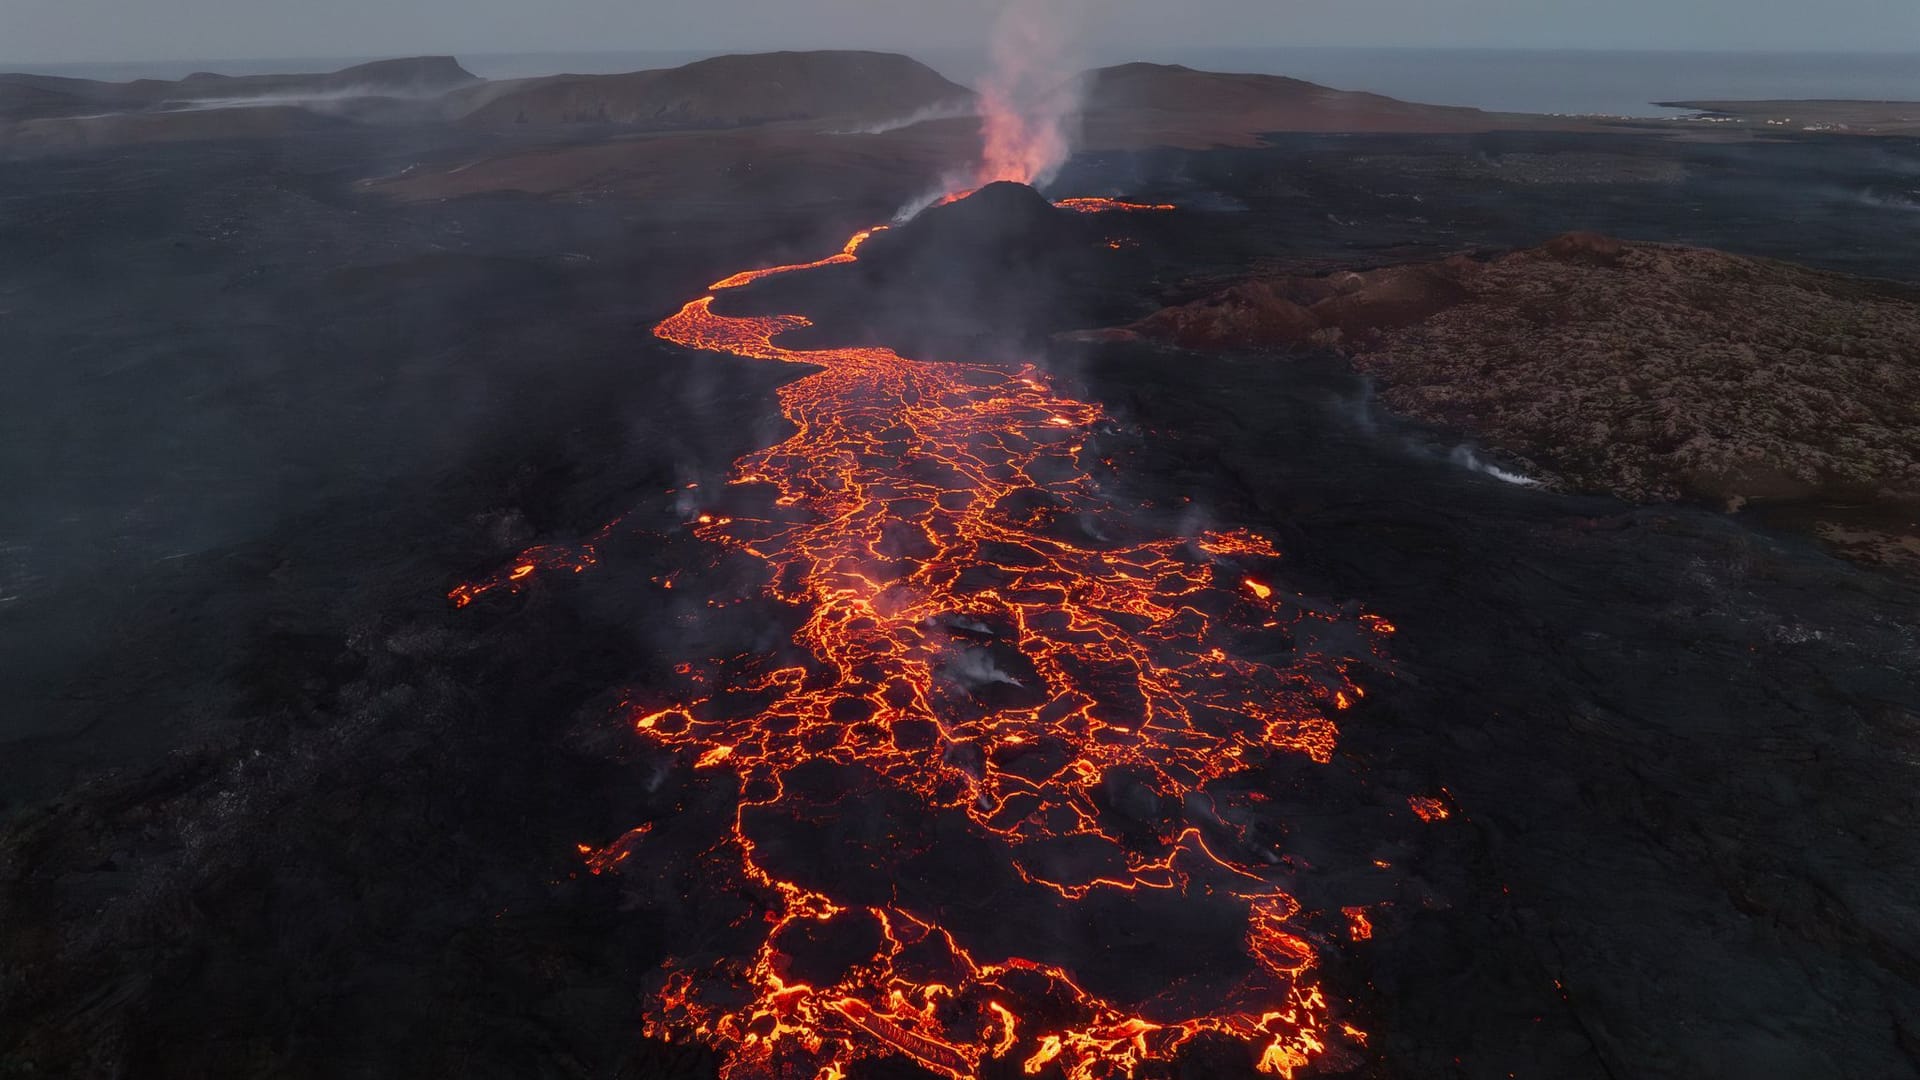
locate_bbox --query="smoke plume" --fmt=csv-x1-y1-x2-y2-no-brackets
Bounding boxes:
974,0,1088,188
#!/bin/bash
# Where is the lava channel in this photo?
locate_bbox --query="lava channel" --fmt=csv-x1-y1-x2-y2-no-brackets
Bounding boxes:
458,195,1401,1080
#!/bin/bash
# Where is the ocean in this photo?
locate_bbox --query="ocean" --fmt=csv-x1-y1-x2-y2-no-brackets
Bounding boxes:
8,47,1920,120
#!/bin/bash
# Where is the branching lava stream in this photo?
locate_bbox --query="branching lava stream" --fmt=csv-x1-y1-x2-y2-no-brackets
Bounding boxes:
457,193,1398,1079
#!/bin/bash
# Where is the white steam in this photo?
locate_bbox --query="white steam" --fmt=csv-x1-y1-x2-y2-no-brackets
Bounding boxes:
153,85,450,112
976,0,1088,188
942,647,1026,692
891,0,1090,221
831,98,978,136
1449,446,1540,486
892,186,955,224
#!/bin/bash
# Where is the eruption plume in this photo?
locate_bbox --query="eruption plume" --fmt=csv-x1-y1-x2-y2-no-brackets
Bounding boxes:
975,0,1087,187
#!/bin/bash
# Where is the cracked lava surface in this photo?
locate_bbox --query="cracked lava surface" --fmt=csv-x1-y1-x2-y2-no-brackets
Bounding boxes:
456,193,1400,1079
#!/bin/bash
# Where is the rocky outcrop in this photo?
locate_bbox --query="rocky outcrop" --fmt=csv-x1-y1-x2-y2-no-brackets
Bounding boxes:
1129,259,1476,351
1127,235,1920,568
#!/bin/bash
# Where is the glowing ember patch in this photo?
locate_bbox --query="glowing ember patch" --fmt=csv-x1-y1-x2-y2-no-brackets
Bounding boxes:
1342,906,1374,941
986,1002,1018,1058
1245,578,1274,601
1409,795,1451,822
1023,1034,1064,1074
446,537,606,608
695,745,736,769
1197,530,1283,559
577,825,651,876
634,707,681,731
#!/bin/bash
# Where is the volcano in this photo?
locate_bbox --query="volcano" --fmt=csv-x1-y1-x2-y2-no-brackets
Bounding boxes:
7,44,1920,1080
887,181,1076,260
731,182,1122,358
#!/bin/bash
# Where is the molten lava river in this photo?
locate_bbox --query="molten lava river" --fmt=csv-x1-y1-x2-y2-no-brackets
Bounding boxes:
455,196,1405,1079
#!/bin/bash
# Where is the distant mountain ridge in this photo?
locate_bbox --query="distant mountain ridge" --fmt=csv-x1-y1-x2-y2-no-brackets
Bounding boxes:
0,51,979,153
454,50,970,129
0,56,478,122
14,49,1878,161
1078,62,1523,145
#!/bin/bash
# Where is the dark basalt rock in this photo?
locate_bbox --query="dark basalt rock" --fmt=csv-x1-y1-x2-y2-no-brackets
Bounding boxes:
1130,258,1477,351
873,181,1081,267
1541,229,1627,266
744,182,1107,357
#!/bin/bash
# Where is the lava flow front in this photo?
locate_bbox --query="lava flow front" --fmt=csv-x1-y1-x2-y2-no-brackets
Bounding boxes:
459,193,1397,1079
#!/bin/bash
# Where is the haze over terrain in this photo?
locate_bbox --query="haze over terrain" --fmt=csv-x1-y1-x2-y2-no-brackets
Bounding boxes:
4,0,1920,1074
7,0,1919,64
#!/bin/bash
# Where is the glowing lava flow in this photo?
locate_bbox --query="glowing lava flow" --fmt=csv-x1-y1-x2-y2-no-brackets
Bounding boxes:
463,198,1396,1079
1053,197,1179,214
709,227,889,291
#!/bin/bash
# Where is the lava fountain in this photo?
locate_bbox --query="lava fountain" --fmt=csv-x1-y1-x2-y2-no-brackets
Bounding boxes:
454,192,1400,1078
974,0,1085,188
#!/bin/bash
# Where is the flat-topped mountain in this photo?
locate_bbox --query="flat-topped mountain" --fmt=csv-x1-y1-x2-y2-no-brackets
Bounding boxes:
1079,62,1541,147
455,50,970,129
181,55,479,96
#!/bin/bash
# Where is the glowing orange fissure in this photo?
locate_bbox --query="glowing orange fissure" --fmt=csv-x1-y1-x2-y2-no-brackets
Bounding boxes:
459,196,1395,1079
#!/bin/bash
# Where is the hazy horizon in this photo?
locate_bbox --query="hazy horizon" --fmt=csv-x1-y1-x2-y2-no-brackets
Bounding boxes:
5,0,1917,68
11,43,1920,120
10,44,1920,72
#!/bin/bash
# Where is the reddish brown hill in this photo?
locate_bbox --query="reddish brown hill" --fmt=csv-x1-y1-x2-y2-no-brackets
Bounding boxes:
456,50,969,129
1119,234,1920,569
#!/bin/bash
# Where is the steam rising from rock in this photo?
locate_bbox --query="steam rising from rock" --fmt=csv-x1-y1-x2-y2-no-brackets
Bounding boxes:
975,0,1086,187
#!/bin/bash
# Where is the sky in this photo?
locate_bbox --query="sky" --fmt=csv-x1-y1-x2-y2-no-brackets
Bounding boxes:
4,0,1918,65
